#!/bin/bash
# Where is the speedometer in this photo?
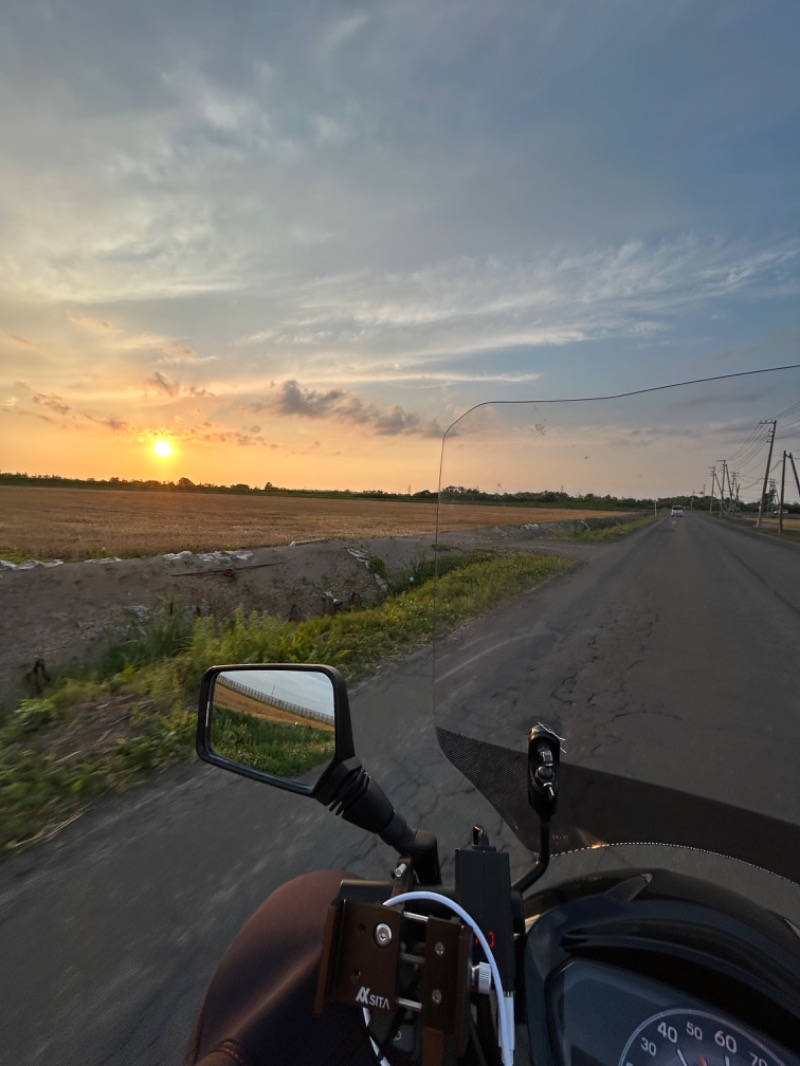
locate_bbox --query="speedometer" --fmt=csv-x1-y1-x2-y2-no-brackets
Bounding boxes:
620,1010,788,1066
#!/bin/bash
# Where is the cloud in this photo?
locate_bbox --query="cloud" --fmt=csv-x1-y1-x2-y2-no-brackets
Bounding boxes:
607,425,694,447
3,332,39,350
142,371,216,400
187,426,269,448
68,312,117,333
84,413,130,432
373,404,437,436
147,370,180,396
158,341,211,364
269,380,359,419
119,332,216,365
231,238,799,381
32,392,71,416
62,314,218,372
263,380,443,437
671,387,776,412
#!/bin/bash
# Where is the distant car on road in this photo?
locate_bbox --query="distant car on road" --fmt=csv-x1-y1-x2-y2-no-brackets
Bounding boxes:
671,506,684,517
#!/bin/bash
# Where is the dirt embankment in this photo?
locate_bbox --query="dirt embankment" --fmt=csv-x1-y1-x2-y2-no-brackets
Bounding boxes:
0,517,613,707
0,533,435,705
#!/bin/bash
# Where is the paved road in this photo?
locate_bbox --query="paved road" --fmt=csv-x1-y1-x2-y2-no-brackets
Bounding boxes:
1,516,798,1064
0,646,518,1065
435,512,800,823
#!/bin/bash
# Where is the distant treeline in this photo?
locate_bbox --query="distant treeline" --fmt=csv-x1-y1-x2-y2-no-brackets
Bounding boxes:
0,471,703,510
0,472,421,499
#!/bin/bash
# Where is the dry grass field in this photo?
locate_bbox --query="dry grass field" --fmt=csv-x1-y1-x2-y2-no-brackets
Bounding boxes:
740,513,800,540
1,486,623,561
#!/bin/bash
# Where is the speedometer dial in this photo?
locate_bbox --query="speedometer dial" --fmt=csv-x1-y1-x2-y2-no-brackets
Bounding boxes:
619,1010,787,1066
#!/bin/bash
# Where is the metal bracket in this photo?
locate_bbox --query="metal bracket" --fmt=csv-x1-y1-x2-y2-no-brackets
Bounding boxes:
315,899,402,1015
420,915,470,1061
315,897,471,1066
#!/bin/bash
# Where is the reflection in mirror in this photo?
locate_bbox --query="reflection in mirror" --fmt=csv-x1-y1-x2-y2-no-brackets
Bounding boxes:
209,669,337,788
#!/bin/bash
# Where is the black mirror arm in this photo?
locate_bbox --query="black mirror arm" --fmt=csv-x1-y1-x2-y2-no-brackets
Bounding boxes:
314,757,441,885
378,813,441,887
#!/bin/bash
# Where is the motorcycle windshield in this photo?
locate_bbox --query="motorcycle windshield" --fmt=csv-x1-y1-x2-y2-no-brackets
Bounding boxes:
432,366,800,907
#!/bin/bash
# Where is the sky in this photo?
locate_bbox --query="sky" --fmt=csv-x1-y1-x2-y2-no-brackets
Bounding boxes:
438,369,800,501
1,0,799,493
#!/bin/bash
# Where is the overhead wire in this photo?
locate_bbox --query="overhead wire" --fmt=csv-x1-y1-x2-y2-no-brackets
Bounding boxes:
700,368,800,502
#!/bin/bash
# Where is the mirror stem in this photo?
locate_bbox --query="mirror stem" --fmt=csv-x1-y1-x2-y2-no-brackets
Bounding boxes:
317,757,441,885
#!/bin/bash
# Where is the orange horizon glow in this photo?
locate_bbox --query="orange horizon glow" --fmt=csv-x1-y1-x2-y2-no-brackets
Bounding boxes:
0,412,440,492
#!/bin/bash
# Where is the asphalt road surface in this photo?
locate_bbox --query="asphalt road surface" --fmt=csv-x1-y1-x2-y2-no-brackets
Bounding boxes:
1,514,798,1064
434,511,800,823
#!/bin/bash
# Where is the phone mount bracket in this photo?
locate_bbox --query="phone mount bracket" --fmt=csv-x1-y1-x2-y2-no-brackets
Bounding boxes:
315,875,470,1066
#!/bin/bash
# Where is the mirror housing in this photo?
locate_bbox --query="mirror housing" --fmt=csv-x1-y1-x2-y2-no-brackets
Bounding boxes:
197,664,355,797
196,663,441,884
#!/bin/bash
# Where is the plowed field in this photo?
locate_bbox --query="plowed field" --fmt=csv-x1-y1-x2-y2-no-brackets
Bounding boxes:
1,486,620,561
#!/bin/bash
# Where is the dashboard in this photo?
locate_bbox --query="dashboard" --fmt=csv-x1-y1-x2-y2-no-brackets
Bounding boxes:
547,961,798,1066
523,869,800,1066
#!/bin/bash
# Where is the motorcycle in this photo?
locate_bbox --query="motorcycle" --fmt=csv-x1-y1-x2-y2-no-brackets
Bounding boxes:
189,367,800,1065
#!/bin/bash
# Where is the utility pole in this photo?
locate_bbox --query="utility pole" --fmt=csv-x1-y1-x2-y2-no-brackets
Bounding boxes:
756,420,777,529
729,472,738,516
790,453,800,501
724,461,733,517
728,467,740,516
709,466,717,514
717,460,729,517
779,452,787,534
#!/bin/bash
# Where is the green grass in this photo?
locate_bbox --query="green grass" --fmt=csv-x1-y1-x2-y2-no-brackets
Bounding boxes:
0,549,574,854
211,706,336,780
567,514,660,540
92,601,197,678
0,547,36,565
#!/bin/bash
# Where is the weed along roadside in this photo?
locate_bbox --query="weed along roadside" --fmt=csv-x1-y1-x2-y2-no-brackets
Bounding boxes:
0,514,653,857
0,548,574,855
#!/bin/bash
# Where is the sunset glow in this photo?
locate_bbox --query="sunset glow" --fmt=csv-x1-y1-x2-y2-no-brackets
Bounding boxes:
0,5,797,491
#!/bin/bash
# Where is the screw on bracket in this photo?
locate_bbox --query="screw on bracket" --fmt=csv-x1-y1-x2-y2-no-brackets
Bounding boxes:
374,922,393,948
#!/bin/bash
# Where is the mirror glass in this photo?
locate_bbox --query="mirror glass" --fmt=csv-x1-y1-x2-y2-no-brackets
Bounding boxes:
208,668,337,788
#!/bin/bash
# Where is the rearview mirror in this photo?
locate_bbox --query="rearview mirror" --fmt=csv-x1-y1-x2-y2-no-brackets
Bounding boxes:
197,662,442,883
197,664,354,795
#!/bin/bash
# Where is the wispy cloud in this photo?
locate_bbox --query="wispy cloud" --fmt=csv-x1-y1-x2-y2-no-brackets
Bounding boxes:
84,413,130,432
147,370,180,397
230,239,800,378
119,332,217,364
64,319,218,366
68,312,117,333
158,341,215,365
32,393,71,416
3,332,40,350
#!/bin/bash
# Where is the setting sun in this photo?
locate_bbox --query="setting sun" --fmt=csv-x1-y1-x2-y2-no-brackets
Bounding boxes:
153,438,173,458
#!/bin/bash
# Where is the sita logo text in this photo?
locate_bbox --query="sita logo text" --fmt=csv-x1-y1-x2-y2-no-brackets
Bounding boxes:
355,986,390,1010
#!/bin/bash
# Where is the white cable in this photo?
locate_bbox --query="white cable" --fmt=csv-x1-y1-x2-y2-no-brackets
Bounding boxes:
382,890,516,1066
361,1006,392,1066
